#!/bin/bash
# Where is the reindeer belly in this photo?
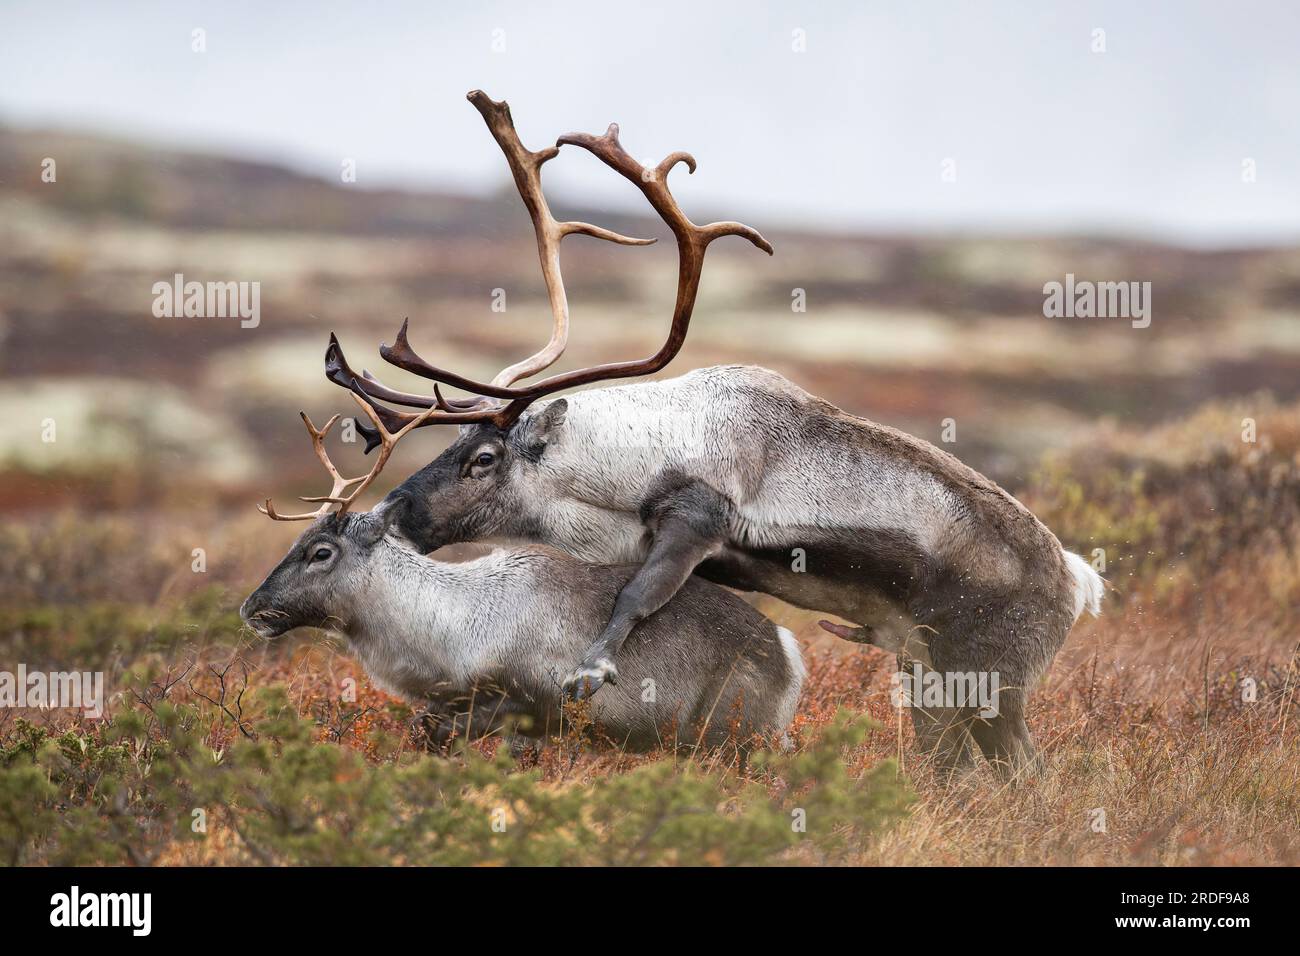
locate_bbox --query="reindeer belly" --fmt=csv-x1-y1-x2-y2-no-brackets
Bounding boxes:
699,538,928,661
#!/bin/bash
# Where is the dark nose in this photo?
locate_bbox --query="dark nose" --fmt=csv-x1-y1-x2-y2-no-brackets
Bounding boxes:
239,590,281,638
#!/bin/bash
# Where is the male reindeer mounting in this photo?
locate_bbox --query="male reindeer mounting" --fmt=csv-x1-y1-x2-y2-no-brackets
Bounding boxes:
326,90,1104,778
241,399,805,752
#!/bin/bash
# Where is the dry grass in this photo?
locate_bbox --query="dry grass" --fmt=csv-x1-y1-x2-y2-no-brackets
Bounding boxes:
2,396,1298,865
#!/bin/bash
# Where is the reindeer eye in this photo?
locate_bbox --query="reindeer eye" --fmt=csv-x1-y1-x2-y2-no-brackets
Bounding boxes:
310,547,332,563
475,452,495,467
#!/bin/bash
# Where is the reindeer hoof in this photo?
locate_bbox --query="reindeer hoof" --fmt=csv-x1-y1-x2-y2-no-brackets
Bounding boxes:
562,659,618,700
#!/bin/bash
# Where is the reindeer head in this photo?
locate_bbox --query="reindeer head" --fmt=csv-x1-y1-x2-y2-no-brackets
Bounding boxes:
240,509,398,639
244,391,418,635
323,90,771,552
375,398,567,552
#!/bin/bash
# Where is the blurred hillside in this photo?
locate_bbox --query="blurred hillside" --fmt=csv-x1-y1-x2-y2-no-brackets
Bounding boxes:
3,124,1299,867
2,124,1299,513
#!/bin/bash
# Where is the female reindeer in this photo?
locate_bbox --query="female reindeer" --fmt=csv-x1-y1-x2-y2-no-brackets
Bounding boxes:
241,402,805,752
326,91,1104,778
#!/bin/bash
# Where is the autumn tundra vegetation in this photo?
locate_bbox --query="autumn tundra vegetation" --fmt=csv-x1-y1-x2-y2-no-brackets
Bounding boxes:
2,397,1297,865
1,105,1298,864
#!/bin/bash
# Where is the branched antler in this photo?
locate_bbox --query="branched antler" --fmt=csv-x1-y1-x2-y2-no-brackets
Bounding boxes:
469,90,656,390
258,394,436,521
327,89,772,450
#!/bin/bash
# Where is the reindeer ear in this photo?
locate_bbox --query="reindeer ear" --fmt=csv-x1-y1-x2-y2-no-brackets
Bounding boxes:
355,500,404,547
514,399,567,461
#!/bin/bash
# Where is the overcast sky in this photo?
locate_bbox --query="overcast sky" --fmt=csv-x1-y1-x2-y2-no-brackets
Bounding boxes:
2,0,1297,245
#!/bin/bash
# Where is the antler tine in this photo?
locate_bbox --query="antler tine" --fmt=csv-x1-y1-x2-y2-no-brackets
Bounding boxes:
258,411,366,521
300,394,432,509
328,330,521,452
375,319,524,400
469,89,655,389
349,92,656,418
259,396,455,522
328,330,499,410
558,123,773,257
304,391,530,508
373,119,771,416
335,91,771,443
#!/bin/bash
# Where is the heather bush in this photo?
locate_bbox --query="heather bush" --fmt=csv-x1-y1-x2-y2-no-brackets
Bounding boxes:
0,683,910,866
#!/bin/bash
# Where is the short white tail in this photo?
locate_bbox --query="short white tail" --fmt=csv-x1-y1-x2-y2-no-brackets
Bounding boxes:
1063,550,1104,620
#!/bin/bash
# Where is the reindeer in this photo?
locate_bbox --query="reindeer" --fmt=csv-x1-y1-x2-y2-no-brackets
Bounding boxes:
240,401,805,753
325,91,1104,778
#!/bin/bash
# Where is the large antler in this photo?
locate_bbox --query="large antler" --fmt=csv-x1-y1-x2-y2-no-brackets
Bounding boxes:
328,89,772,449
470,90,656,389
258,394,437,521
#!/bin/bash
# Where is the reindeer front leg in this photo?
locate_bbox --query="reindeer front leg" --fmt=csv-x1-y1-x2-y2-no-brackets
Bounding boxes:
563,473,730,699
